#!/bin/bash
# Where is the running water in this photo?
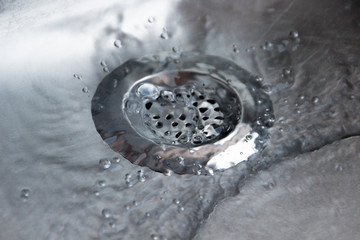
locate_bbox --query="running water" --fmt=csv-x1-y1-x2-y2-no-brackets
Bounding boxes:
0,0,359,239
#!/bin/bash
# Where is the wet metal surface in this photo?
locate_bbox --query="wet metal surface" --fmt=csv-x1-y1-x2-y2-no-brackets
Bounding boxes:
0,0,359,239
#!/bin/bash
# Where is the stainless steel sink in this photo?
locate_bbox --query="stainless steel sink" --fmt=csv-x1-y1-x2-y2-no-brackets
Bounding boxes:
0,0,359,239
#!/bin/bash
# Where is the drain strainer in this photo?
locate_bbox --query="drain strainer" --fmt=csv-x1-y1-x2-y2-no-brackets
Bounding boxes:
92,52,274,175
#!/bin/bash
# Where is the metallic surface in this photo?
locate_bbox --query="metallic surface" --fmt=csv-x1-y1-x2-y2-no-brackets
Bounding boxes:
92,52,273,174
0,0,359,239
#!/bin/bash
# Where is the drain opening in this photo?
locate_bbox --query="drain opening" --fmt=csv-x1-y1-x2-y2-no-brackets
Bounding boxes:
123,72,241,147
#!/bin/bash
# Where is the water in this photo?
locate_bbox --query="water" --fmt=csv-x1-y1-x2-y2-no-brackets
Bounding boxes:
0,0,359,239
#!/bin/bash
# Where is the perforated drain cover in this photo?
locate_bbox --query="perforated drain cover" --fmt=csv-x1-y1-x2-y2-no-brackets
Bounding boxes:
92,52,274,175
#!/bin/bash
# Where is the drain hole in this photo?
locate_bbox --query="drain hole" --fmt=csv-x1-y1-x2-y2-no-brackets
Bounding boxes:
153,115,160,119
202,117,209,121
215,116,224,120
214,107,220,112
145,102,152,110
193,102,198,107
166,114,173,120
198,125,204,130
185,123,192,127
193,136,203,144
199,107,208,113
172,122,179,127
175,131,182,138
207,99,216,104
179,114,186,120
199,95,205,100
155,122,163,128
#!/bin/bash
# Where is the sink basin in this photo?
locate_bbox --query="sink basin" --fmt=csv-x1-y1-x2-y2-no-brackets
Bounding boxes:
0,0,359,239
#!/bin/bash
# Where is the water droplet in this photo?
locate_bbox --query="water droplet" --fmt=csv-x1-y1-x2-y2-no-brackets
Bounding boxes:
172,46,181,53
137,83,160,99
312,96,320,104
262,41,274,51
173,199,180,205
73,74,82,80
20,189,30,201
177,206,185,212
113,79,118,88
125,100,140,114
163,169,174,176
99,158,111,169
114,39,122,48
103,67,109,73
335,164,343,172
232,44,240,53
289,30,299,39
160,28,169,40
102,208,111,218
112,157,121,163
262,85,272,94
148,17,155,23
137,170,146,182
246,46,256,53
205,167,214,176
125,173,132,182
100,61,107,67
151,234,160,240
97,180,106,187
82,87,89,93
93,190,100,196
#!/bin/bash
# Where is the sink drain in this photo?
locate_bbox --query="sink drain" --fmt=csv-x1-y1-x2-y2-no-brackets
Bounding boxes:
92,52,273,175
123,72,241,147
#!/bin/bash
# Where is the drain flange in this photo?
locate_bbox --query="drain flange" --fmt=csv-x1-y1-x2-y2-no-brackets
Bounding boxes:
92,52,273,175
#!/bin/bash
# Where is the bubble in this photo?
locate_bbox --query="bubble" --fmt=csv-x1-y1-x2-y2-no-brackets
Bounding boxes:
137,83,160,99
20,189,30,201
102,209,111,218
114,40,122,48
99,158,111,169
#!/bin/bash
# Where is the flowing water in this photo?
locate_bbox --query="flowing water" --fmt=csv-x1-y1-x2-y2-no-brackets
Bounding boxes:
0,0,359,239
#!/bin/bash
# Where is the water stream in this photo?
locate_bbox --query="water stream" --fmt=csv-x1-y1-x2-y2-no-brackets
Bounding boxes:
0,0,359,239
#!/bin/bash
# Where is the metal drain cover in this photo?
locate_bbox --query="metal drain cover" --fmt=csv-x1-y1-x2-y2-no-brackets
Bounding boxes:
92,52,273,175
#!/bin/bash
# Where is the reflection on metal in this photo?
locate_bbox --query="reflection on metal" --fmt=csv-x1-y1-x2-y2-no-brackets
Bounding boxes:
92,52,274,174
